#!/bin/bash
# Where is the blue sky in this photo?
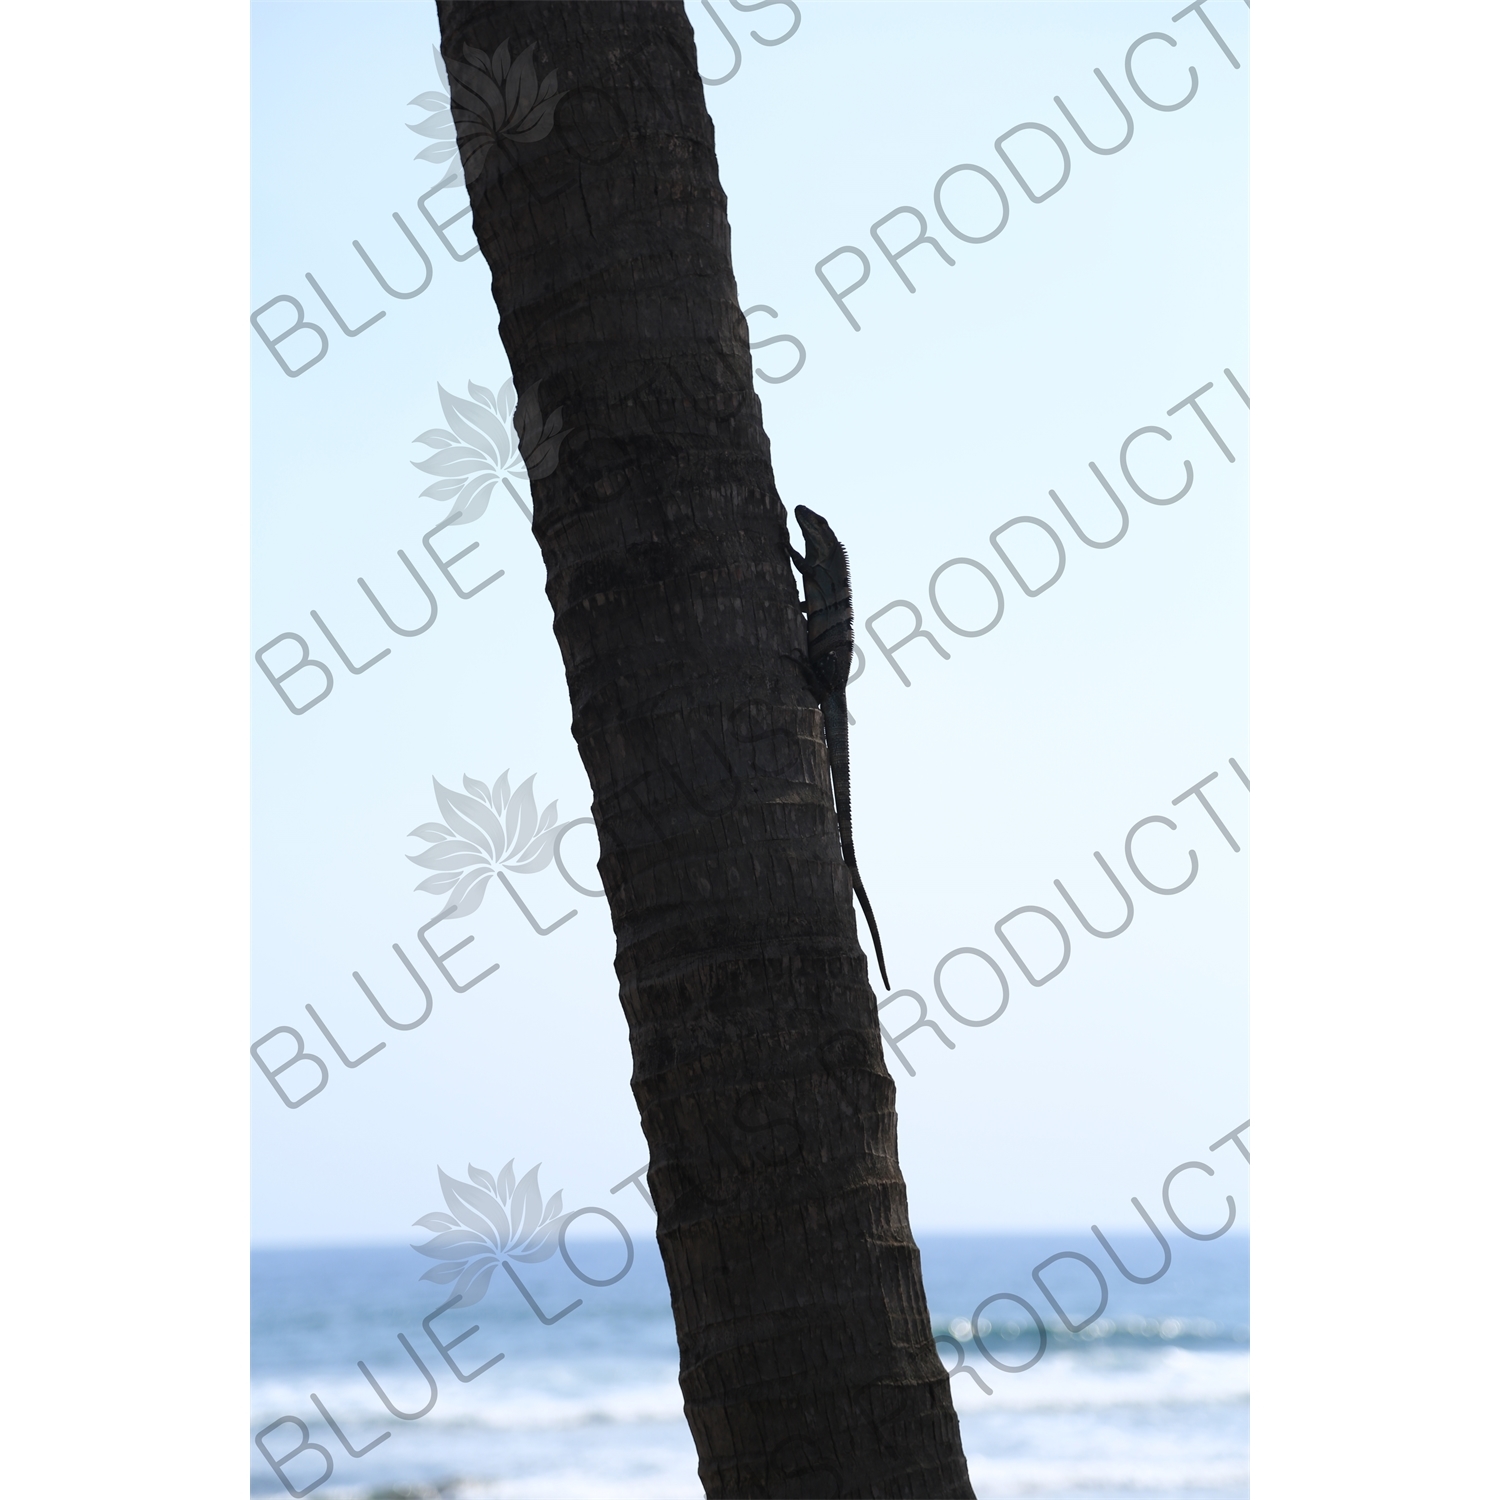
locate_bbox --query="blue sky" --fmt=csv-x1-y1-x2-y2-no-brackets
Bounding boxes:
251,0,1248,1244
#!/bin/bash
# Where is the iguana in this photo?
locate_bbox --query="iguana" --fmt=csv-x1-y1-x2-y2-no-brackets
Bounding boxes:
788,504,891,990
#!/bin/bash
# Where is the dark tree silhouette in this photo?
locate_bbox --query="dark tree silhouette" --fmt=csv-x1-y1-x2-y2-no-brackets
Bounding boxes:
434,4,973,1494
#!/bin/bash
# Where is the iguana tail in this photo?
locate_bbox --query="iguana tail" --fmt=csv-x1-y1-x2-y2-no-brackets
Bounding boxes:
822,692,891,990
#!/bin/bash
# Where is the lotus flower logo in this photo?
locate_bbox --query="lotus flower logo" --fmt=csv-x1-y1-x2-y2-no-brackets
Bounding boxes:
412,378,569,525
413,1160,566,1308
408,772,560,919
408,42,563,189
407,46,462,181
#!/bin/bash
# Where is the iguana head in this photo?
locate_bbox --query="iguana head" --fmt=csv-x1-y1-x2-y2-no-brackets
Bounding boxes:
794,504,846,567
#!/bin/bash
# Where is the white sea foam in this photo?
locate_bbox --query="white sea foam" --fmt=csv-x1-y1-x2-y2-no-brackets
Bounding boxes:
948,1347,1250,1414
253,1238,1249,1497
254,1350,1247,1500
256,1347,1247,1426
965,1456,1248,1497
253,1366,688,1433
310,1463,705,1500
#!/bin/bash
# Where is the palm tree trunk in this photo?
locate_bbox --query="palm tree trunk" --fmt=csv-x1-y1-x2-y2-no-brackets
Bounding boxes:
435,4,974,1494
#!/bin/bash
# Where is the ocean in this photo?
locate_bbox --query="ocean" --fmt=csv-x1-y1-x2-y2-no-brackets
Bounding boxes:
252,1231,1248,1498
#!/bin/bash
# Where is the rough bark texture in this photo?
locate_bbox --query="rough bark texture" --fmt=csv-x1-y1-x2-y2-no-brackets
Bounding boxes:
435,5,973,1495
